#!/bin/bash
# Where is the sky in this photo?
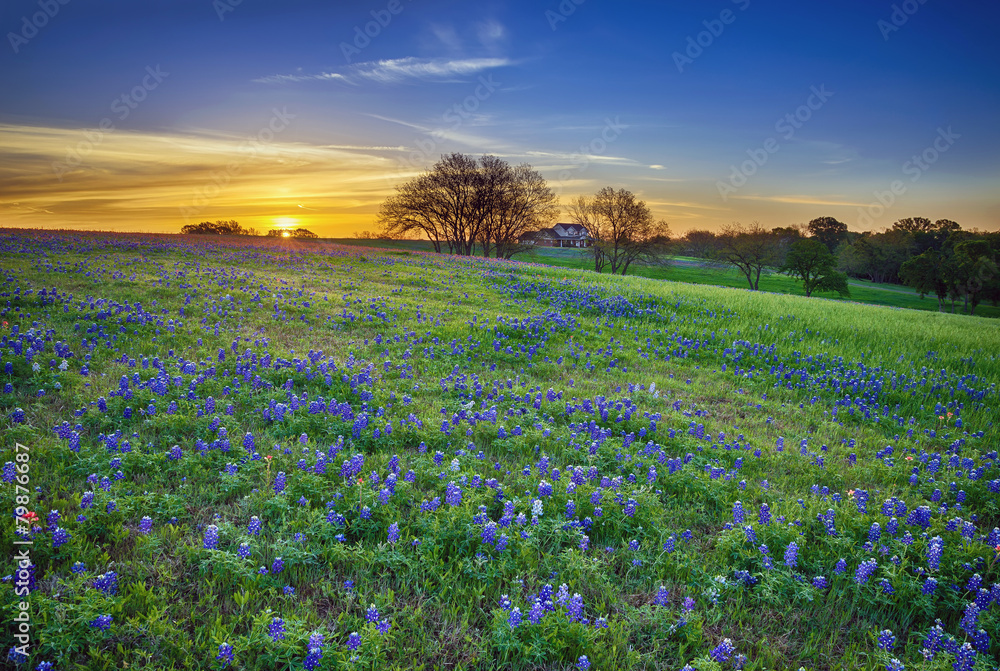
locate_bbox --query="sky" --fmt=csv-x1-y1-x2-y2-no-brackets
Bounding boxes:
1,0,998,237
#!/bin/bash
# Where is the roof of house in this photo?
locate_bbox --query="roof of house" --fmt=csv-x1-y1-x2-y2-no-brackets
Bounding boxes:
538,223,589,238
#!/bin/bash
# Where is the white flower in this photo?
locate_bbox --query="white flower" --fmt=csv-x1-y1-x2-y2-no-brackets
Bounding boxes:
532,499,544,516
59,359,69,371
32,362,40,372
449,458,460,472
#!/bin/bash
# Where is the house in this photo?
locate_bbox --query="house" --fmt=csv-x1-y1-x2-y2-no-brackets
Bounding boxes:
519,222,592,248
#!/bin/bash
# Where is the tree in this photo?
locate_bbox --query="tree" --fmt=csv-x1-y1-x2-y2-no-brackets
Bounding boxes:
780,238,850,298
949,239,998,316
477,157,559,259
377,153,555,258
900,249,950,311
681,229,719,259
806,216,848,252
266,228,317,238
181,220,259,236
716,221,782,290
569,187,670,275
837,230,913,284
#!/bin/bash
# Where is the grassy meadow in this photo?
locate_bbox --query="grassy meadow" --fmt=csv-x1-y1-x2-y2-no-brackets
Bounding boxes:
1,230,998,671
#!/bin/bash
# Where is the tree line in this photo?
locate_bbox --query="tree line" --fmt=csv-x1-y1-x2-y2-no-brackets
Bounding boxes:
678,217,1000,314
375,154,998,312
181,220,317,238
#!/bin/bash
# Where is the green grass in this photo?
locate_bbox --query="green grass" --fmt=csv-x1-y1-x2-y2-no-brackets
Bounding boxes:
0,230,997,671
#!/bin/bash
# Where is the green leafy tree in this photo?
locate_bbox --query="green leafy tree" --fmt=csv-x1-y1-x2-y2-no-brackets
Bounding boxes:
780,238,850,297
949,240,998,315
900,249,950,311
806,216,848,252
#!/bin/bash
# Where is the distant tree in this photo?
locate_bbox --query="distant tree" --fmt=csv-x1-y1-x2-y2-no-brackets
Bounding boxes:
181,220,258,236
837,230,913,284
716,221,782,290
569,187,671,275
900,249,950,311
891,217,935,233
681,229,719,259
780,238,850,298
806,216,848,252
949,239,998,316
893,217,961,254
266,228,318,238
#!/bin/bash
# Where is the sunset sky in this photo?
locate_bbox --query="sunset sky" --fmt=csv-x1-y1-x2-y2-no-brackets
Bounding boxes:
1,0,998,236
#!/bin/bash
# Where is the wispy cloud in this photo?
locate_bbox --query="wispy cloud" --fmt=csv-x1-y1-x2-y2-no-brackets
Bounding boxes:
255,57,511,86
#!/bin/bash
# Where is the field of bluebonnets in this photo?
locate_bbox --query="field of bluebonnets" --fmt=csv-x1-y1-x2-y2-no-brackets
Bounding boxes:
1,229,999,671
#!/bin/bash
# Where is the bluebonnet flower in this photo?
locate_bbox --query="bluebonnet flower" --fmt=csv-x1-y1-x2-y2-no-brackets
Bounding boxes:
577,655,591,670
89,614,113,631
710,638,735,663
268,617,286,641
445,481,462,506
869,522,881,544
877,629,896,651
376,618,391,635
52,527,71,548
758,503,771,526
732,500,745,524
346,632,362,651
237,543,251,559
203,525,219,550
387,522,399,545
93,571,118,595
138,516,153,535
784,542,799,569
653,585,669,606
812,576,828,589
508,607,522,628
952,642,976,671
71,561,87,574
216,643,234,668
834,558,846,574
271,557,284,574
856,559,877,584
885,658,904,671
926,536,943,571
566,593,584,622
37,662,55,671
879,578,894,594
366,604,380,624
273,472,286,494
7,647,28,665
247,516,262,536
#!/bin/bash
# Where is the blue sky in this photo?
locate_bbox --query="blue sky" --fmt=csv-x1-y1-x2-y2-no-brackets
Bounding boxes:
1,0,998,234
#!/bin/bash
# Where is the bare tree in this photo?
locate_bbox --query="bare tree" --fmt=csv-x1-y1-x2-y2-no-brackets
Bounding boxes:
716,221,782,290
570,187,670,275
479,158,559,260
377,153,555,258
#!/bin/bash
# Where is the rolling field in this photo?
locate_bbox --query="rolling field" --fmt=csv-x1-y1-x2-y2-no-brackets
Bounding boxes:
1,230,999,671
